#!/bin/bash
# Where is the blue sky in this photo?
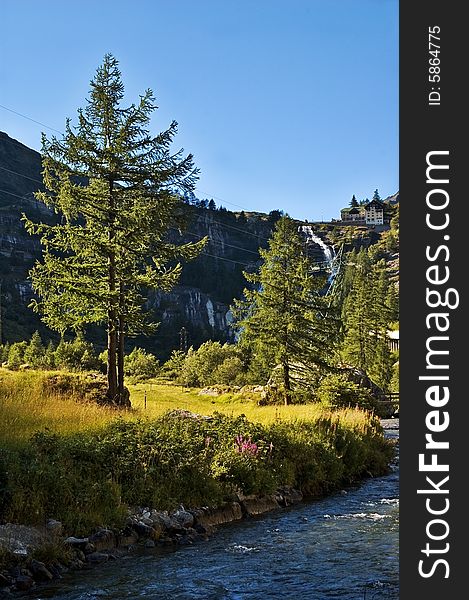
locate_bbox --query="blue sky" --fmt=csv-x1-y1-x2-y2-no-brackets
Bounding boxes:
0,0,398,221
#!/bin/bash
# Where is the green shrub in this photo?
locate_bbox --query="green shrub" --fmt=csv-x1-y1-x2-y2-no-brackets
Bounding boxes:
7,342,28,370
124,347,159,380
0,411,392,534
316,373,379,412
23,331,45,367
178,341,247,387
54,335,100,371
160,350,186,380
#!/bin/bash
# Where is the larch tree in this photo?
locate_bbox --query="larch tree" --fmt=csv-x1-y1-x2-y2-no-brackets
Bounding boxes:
341,250,394,390
233,216,339,405
23,54,205,405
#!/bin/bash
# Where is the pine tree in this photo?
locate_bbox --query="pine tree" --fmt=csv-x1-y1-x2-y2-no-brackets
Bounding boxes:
233,217,339,404
341,251,394,390
372,189,381,201
24,331,45,367
44,340,56,369
23,55,205,405
349,194,359,207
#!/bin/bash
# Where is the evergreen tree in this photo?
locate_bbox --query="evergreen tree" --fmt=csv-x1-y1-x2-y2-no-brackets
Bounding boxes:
0,342,10,363
208,199,216,210
372,189,381,201
349,194,359,207
24,331,45,367
8,342,28,370
237,211,247,224
341,251,394,390
23,55,205,405
233,217,338,404
44,340,56,369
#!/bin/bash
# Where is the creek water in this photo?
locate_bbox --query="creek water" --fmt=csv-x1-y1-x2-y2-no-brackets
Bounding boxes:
35,420,399,600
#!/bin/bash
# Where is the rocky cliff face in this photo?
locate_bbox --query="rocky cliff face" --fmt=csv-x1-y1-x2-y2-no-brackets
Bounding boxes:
0,131,335,357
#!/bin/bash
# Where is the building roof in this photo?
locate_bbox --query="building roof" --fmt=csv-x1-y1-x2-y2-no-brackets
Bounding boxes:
365,199,385,210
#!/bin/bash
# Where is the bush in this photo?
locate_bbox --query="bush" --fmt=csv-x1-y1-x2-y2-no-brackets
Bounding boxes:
0,410,392,534
316,373,379,412
54,335,100,371
23,331,45,368
7,342,28,370
160,350,187,380
0,342,10,363
124,347,159,380
178,341,247,387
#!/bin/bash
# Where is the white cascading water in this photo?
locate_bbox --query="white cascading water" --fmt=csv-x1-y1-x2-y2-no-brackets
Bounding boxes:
299,225,338,289
300,225,334,266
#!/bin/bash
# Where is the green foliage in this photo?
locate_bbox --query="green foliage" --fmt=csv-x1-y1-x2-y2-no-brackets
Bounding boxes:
160,349,186,380
54,335,100,371
233,216,339,403
123,347,159,380
340,249,395,391
0,342,10,363
0,411,392,533
23,331,45,367
7,342,28,370
22,54,205,404
178,341,246,387
315,373,378,411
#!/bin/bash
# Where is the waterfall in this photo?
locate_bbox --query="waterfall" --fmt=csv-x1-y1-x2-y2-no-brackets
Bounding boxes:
299,225,339,290
299,225,334,266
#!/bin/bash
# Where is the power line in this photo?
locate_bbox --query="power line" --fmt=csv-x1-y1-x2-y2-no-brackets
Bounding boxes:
0,165,44,185
195,189,251,212
0,188,33,201
0,104,64,135
0,163,274,246
184,230,260,255
200,250,254,267
0,104,274,221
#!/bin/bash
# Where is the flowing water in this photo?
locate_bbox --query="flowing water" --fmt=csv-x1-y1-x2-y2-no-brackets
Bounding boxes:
35,420,399,600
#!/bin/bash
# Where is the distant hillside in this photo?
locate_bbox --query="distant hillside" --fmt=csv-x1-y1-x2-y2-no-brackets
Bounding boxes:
0,131,396,358
0,133,282,355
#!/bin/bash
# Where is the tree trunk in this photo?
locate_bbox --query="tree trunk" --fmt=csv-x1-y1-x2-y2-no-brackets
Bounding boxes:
117,311,126,406
106,178,118,403
282,359,291,406
107,312,118,402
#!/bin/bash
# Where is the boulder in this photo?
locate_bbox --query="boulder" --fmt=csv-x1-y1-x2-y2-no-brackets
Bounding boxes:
85,552,109,564
88,529,116,551
46,520,63,537
275,486,303,507
14,575,34,592
117,528,139,548
29,560,53,582
240,495,280,516
192,502,243,528
172,509,194,529
64,536,89,549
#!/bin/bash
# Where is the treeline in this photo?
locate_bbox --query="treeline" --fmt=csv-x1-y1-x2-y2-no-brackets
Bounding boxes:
0,333,158,381
2,215,399,408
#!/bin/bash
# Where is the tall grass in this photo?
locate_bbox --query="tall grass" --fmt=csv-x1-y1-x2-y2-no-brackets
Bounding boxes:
0,370,120,448
1,370,377,447
0,370,392,536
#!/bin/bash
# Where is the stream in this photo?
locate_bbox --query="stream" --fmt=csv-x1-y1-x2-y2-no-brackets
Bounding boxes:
34,420,399,600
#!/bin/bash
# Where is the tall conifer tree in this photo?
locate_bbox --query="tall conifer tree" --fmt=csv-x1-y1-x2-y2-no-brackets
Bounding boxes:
233,217,338,404
24,55,205,405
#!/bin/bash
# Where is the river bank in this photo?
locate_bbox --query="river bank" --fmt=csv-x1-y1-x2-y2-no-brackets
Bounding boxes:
14,419,399,599
0,411,395,597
